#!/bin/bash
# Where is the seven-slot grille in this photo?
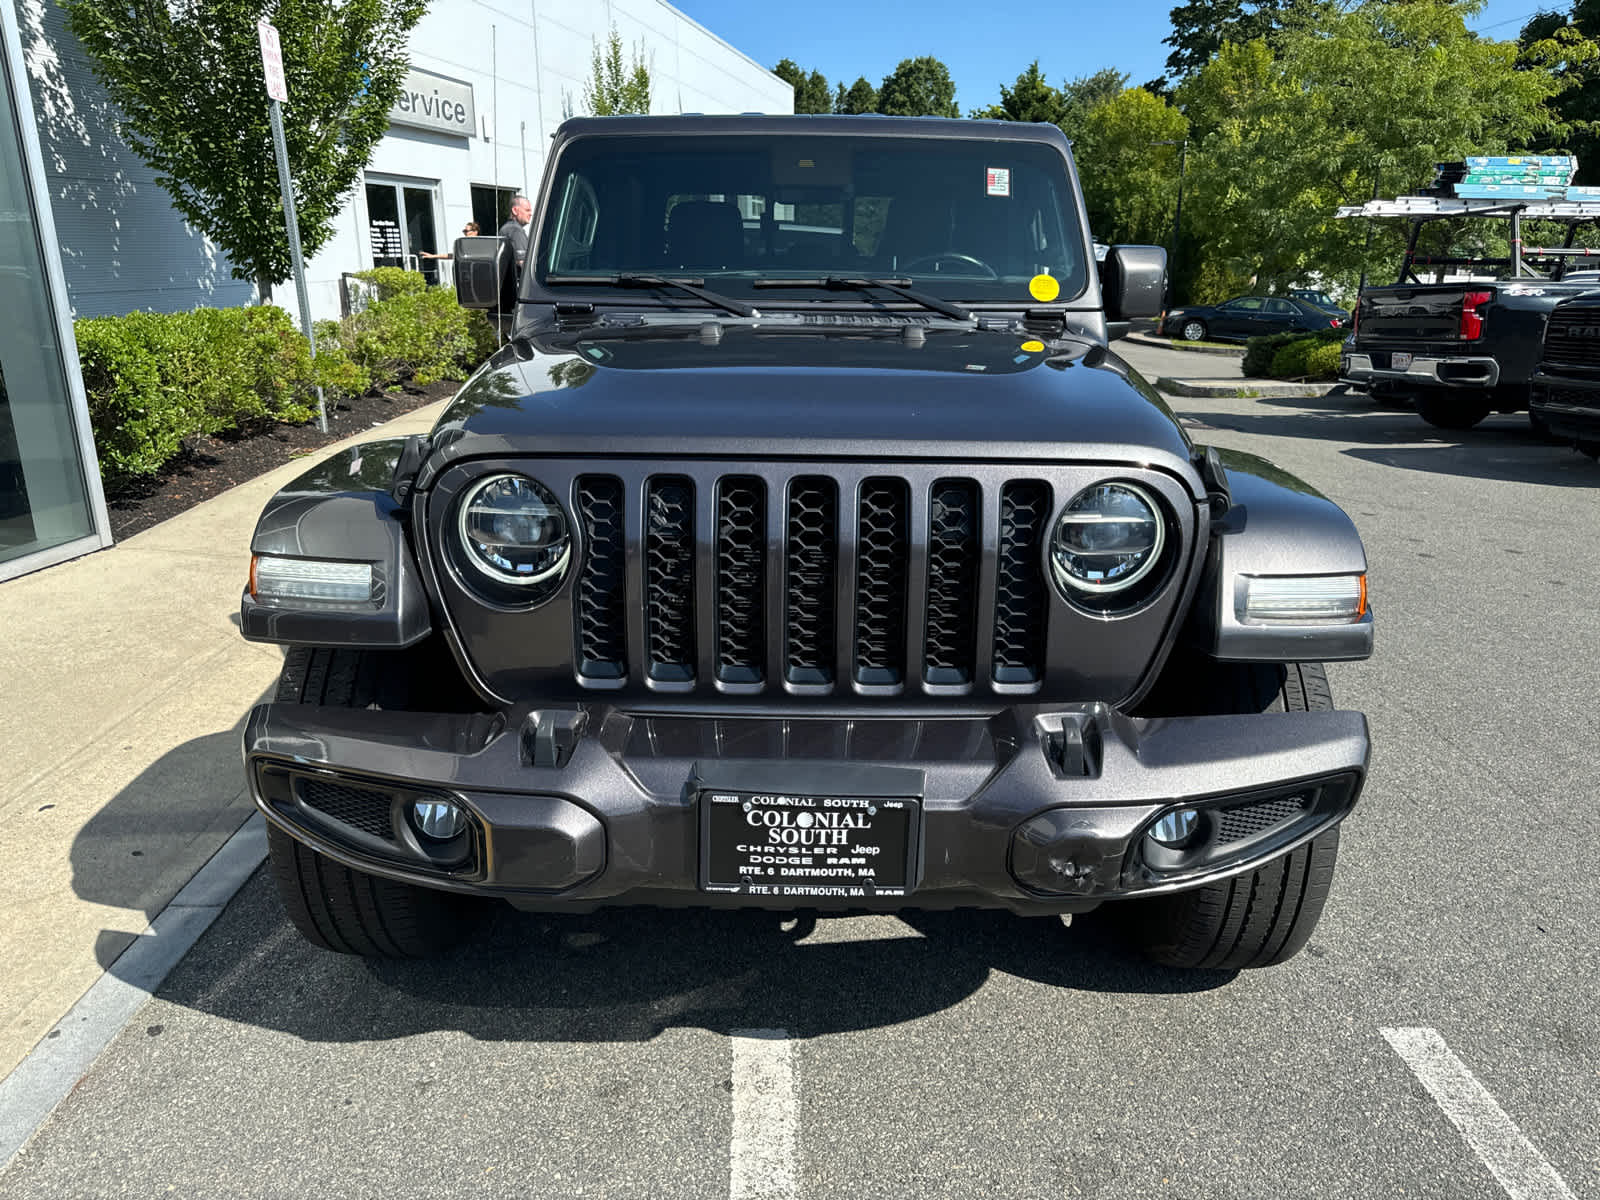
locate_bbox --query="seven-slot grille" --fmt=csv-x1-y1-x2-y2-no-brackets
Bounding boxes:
573,473,1054,692
1542,305,1600,371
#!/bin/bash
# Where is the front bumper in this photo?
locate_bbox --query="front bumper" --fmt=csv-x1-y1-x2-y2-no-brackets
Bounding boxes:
245,703,1369,915
1530,374,1600,440
1341,351,1499,389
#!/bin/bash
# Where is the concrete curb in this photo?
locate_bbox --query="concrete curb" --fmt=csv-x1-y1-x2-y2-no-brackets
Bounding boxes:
1124,334,1245,356
0,814,267,1169
1156,376,1333,399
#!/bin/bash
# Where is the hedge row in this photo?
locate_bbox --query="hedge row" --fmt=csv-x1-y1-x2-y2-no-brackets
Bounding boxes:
79,270,494,485
1242,327,1347,381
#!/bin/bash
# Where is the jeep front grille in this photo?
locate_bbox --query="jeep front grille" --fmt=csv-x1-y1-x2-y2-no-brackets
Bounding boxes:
573,470,1057,694
1542,306,1600,371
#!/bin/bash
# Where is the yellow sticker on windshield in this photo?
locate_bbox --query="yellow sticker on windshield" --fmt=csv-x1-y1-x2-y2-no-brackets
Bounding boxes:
1020,340,1044,353
1028,273,1060,302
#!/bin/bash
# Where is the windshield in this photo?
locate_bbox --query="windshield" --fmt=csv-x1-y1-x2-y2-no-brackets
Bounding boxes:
534,133,1088,307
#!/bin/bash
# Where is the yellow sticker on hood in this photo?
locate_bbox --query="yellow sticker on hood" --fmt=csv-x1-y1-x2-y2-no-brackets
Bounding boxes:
1028,273,1060,302
1020,340,1044,352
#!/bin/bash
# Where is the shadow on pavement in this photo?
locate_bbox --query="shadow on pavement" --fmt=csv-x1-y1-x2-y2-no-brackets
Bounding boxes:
1181,393,1600,486
154,871,1235,1043
69,691,271,969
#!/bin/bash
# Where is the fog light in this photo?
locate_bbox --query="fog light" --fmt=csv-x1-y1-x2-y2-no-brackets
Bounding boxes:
411,798,467,840
1148,808,1200,848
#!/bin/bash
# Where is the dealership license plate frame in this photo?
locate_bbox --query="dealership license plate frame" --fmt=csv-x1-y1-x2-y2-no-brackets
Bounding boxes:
693,762,925,900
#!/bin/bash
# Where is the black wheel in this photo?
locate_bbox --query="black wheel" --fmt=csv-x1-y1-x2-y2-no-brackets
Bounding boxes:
1112,661,1343,970
1528,410,1560,442
1577,440,1600,460
1179,318,1208,342
267,646,478,957
1416,392,1490,430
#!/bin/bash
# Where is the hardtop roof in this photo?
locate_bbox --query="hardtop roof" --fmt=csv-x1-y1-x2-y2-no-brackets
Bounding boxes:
550,113,1074,149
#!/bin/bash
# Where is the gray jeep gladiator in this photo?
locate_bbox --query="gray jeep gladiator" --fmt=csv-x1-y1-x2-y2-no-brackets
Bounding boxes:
240,116,1373,971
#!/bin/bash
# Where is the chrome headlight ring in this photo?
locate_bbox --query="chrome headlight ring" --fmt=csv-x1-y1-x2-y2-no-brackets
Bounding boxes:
1050,481,1168,607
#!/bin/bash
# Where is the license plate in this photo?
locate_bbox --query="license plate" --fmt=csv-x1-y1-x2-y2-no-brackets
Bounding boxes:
1392,351,1413,371
700,789,918,898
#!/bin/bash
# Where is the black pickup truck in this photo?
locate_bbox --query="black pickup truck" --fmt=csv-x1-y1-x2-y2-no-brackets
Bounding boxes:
1340,278,1600,430
1529,293,1600,458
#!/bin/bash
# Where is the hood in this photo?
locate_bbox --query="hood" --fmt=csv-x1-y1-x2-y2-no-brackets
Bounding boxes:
427,321,1196,486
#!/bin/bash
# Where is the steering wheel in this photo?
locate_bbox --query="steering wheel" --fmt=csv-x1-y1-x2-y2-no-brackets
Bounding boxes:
900,251,999,279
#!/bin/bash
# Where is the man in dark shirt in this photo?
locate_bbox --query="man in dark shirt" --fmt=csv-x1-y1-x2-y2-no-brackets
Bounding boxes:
497,195,532,273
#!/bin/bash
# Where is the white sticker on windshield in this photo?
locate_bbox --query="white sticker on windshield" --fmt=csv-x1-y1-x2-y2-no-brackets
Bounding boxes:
986,167,1011,197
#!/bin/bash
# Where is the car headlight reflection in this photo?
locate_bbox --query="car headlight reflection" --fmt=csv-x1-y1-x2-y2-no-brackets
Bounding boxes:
1050,482,1165,598
458,473,571,587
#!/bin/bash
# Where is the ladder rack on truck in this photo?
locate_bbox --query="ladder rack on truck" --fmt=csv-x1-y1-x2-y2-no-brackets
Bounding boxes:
1335,196,1600,282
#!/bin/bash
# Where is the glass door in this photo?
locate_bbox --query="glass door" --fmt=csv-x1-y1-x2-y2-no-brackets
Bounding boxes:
365,177,442,283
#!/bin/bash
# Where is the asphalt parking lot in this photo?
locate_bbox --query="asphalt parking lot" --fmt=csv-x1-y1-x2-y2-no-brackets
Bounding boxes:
3,343,1597,1199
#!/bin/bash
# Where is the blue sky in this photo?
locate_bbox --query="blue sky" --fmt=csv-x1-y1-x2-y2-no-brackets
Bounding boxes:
674,0,1558,111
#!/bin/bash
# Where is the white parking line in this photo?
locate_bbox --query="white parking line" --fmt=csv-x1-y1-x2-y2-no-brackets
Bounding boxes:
1381,1026,1577,1200
729,1028,797,1200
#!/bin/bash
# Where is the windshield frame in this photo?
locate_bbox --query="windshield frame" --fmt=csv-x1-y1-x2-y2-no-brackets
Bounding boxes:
518,124,1100,315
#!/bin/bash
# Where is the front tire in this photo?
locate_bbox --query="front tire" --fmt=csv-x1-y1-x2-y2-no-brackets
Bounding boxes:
1113,661,1343,970
267,646,476,957
1180,319,1208,342
1417,392,1490,430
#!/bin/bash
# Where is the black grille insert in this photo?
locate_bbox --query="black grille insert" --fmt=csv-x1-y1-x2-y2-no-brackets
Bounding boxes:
924,480,980,684
993,481,1051,684
716,477,765,683
1543,306,1600,371
785,479,838,685
645,477,696,682
575,476,627,679
854,478,910,685
1216,793,1309,844
297,778,397,842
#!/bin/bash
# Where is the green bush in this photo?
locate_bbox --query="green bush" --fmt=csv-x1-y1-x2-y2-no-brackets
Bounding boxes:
1244,327,1345,378
321,271,485,390
1266,333,1344,381
351,266,429,301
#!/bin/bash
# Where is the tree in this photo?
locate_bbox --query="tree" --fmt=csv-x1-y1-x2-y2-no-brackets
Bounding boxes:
62,0,425,300
834,76,879,114
1160,0,1319,82
584,27,652,116
1073,88,1189,248
876,56,960,118
1058,68,1130,141
969,61,1065,123
1520,1,1600,184
1176,2,1578,295
773,58,832,114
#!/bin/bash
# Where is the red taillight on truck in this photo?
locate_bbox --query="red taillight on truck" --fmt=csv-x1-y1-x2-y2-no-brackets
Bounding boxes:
1460,290,1492,340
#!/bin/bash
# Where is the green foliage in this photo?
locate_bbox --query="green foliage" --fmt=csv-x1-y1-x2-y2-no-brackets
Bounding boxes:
775,58,832,114
352,267,428,301
876,56,960,118
1176,3,1578,298
834,76,879,114
62,0,426,299
1519,1,1600,184
1243,327,1344,378
1074,88,1189,247
584,27,652,115
1161,0,1318,82
1058,68,1130,141
970,61,1066,123
76,306,327,482
321,272,482,390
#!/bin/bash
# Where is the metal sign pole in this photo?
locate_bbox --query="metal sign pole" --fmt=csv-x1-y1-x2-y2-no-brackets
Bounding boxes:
259,19,327,432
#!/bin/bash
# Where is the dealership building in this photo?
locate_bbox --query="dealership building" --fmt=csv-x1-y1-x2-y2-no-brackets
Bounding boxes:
0,0,789,580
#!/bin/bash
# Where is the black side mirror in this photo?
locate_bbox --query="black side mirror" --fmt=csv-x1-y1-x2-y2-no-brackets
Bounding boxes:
454,236,509,310
1101,245,1168,320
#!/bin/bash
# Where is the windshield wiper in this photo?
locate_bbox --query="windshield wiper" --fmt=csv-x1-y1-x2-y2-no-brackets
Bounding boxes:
545,273,756,318
753,276,972,321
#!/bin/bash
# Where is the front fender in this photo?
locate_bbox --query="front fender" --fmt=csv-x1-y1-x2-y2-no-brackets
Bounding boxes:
1189,449,1373,663
240,439,433,649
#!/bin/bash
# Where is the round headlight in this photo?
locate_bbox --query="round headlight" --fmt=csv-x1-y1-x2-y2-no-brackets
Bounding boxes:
1051,482,1165,597
457,474,571,586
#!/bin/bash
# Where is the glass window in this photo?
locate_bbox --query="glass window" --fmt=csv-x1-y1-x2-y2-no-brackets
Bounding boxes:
1265,298,1296,315
1223,298,1263,312
535,133,1088,305
471,184,519,235
1,44,97,569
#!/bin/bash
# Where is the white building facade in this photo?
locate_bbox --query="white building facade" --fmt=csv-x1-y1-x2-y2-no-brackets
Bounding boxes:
17,0,792,322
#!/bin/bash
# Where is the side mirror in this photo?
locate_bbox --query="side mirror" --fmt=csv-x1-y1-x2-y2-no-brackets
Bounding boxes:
454,236,509,309
1101,245,1168,320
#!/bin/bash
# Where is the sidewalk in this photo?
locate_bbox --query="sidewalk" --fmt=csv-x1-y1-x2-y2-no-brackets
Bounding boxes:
1114,338,1334,400
0,398,451,1081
